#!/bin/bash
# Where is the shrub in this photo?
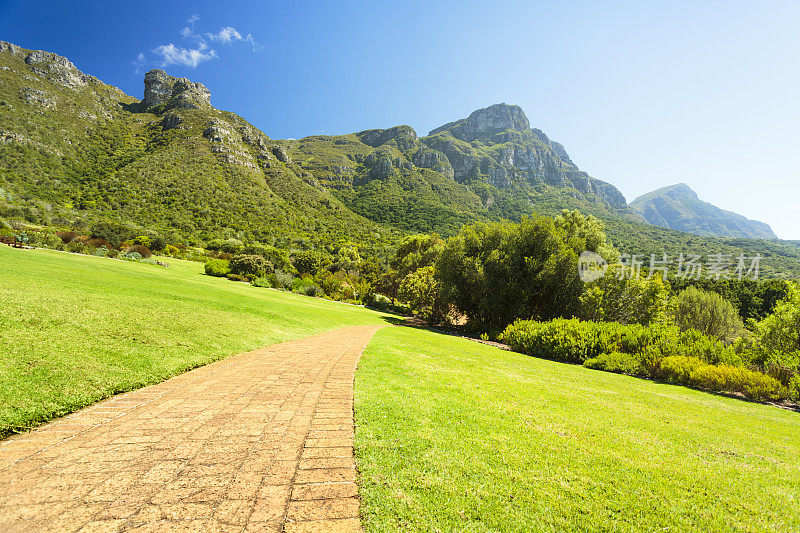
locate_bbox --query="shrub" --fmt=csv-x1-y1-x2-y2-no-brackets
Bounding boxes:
66,241,86,254
251,276,272,288
672,286,744,343
584,352,644,375
57,230,78,244
220,238,244,254
301,284,321,297
271,269,294,290
165,244,182,258
125,244,152,259
150,236,166,252
90,220,134,247
229,254,272,278
789,375,800,402
204,259,230,277
658,356,706,385
28,231,63,249
367,293,392,311
226,273,249,282
291,275,315,293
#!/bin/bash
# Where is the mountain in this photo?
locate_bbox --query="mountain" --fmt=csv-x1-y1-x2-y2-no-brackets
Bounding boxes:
630,183,777,239
287,103,641,233
0,41,390,251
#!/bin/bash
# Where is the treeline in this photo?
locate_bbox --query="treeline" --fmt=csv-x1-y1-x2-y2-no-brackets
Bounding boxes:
383,210,799,403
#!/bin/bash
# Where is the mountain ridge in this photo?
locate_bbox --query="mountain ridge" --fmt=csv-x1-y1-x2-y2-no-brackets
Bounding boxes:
630,183,776,239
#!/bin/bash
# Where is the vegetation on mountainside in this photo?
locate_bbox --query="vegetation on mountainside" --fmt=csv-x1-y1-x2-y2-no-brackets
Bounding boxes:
0,246,393,438
356,327,800,532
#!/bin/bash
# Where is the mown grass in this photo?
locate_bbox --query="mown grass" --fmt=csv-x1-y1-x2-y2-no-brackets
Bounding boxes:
355,326,800,532
0,246,392,437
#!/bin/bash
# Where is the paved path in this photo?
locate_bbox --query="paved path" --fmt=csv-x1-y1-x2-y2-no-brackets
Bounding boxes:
0,325,383,532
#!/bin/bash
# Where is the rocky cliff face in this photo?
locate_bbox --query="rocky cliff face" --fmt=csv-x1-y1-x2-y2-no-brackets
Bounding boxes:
429,103,531,141
140,69,211,112
630,183,777,239
422,104,627,208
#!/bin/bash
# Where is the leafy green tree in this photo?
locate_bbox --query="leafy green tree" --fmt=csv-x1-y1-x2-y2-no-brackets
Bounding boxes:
672,286,744,343
579,272,669,325
391,234,445,279
229,254,272,278
436,213,612,329
398,265,444,324
293,250,323,275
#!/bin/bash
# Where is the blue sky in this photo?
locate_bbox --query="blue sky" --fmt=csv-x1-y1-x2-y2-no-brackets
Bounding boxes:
2,0,799,238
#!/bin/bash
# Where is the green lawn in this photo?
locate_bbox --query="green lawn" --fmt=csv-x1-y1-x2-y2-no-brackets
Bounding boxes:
355,327,800,532
0,246,391,437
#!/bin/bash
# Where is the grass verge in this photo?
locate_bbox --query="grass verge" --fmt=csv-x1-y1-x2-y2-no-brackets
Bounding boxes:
0,246,392,437
355,326,800,532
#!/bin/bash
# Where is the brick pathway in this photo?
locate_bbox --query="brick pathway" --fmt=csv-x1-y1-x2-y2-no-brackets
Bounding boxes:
0,325,383,532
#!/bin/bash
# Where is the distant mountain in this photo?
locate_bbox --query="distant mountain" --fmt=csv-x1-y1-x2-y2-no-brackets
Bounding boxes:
630,183,776,239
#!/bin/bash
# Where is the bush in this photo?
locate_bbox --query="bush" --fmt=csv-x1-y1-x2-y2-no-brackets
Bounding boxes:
90,220,134,247
658,356,705,385
367,293,392,311
501,318,786,401
271,269,294,290
789,375,800,402
229,254,272,278
57,231,78,244
204,259,230,277
291,275,315,293
584,352,644,375
28,230,63,249
66,241,86,254
301,284,321,297
672,286,744,343
124,244,152,259
251,276,271,288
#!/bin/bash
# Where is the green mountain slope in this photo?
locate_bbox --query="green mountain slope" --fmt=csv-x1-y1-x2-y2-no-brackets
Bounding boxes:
0,41,393,250
630,183,776,239
287,104,643,234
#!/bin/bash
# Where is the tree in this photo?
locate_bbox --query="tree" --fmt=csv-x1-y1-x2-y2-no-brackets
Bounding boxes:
229,254,272,278
436,213,614,329
672,286,744,343
398,265,443,324
391,234,444,279
579,271,669,325
293,250,323,275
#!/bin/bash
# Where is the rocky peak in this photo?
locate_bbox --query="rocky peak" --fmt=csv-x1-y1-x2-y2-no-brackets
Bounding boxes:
141,69,211,113
0,40,97,89
358,125,418,150
428,103,530,141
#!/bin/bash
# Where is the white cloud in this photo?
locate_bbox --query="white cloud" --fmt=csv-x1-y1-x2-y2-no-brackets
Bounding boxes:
207,26,241,44
135,15,257,71
153,42,217,68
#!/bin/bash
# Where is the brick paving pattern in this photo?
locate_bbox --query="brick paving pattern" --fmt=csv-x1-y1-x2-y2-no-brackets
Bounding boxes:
0,325,383,532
